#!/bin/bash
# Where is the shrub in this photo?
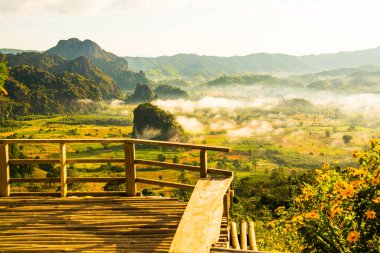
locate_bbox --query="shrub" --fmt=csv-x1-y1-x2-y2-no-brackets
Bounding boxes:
272,140,380,252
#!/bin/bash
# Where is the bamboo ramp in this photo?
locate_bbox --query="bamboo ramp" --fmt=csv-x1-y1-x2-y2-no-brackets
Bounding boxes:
0,196,188,252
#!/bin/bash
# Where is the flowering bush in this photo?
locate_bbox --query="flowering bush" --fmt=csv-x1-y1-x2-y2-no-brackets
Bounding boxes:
271,140,380,252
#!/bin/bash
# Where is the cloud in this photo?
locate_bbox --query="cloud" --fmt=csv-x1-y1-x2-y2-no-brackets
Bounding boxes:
0,0,224,17
176,116,204,133
153,96,279,114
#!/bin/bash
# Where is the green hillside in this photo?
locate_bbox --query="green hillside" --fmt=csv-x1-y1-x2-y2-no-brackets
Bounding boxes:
46,38,150,90
125,46,380,80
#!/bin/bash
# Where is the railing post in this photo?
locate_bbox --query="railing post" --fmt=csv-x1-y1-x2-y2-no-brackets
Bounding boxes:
0,144,10,197
60,143,67,197
200,149,207,178
223,189,231,224
125,142,136,196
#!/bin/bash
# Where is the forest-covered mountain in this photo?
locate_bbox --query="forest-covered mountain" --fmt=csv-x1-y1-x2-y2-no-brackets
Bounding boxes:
46,38,150,90
201,65,380,94
125,46,380,80
5,52,122,99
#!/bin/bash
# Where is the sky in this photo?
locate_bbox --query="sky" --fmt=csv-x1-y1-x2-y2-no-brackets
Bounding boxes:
1,0,380,57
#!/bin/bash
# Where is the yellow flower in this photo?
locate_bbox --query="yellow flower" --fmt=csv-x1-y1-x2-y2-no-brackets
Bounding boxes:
372,176,380,186
305,211,319,219
330,205,342,218
347,231,360,243
275,206,285,214
365,210,376,219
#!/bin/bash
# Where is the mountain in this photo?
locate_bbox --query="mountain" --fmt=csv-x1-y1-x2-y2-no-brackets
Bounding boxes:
46,38,150,90
3,65,104,115
0,49,37,55
5,52,122,99
125,83,156,104
125,46,380,80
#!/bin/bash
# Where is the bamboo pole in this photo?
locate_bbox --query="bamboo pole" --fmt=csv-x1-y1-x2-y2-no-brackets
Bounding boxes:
240,221,247,250
0,144,10,197
248,221,258,251
231,222,240,249
125,142,136,196
59,143,67,197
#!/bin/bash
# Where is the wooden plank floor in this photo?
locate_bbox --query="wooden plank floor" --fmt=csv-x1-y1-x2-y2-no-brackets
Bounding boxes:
0,196,187,252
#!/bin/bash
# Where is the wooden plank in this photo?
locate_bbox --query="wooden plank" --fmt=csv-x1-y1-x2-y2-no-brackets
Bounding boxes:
10,178,60,183
200,150,207,178
126,139,231,152
0,139,231,152
0,144,10,197
240,221,247,250
207,168,234,177
10,192,61,197
169,177,233,253
135,159,200,172
248,221,258,251
60,143,67,197
136,177,195,191
125,142,136,196
231,222,240,249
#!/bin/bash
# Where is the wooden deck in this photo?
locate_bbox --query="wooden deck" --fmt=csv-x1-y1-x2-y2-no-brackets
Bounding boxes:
0,196,188,252
0,139,234,252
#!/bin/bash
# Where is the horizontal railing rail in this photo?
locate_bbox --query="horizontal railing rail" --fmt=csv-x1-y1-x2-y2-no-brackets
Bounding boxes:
0,138,232,197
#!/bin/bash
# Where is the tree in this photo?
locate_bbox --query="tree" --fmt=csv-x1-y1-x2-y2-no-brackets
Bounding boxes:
0,55,8,95
343,135,353,144
132,103,186,141
273,140,380,252
172,155,179,163
125,83,156,104
157,153,166,162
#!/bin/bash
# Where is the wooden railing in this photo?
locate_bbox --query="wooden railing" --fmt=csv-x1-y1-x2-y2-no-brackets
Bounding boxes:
0,139,232,197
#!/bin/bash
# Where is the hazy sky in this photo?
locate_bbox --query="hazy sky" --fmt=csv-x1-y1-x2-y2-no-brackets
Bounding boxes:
1,0,380,57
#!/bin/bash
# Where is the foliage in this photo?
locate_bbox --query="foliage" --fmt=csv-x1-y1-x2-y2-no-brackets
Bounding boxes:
172,171,192,201
132,103,186,141
5,52,122,99
125,83,156,104
231,169,313,223
343,135,353,144
48,115,132,126
46,38,150,90
142,187,158,196
103,181,126,191
271,140,380,252
157,153,166,162
154,85,188,99
0,55,8,94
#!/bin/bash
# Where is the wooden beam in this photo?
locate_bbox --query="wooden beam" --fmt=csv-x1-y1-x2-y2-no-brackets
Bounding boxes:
0,139,231,152
136,177,195,191
207,168,234,177
0,144,10,197
169,177,233,253
125,143,136,196
248,221,258,251
135,159,200,172
200,150,207,178
231,222,240,250
240,221,247,250
60,143,67,197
